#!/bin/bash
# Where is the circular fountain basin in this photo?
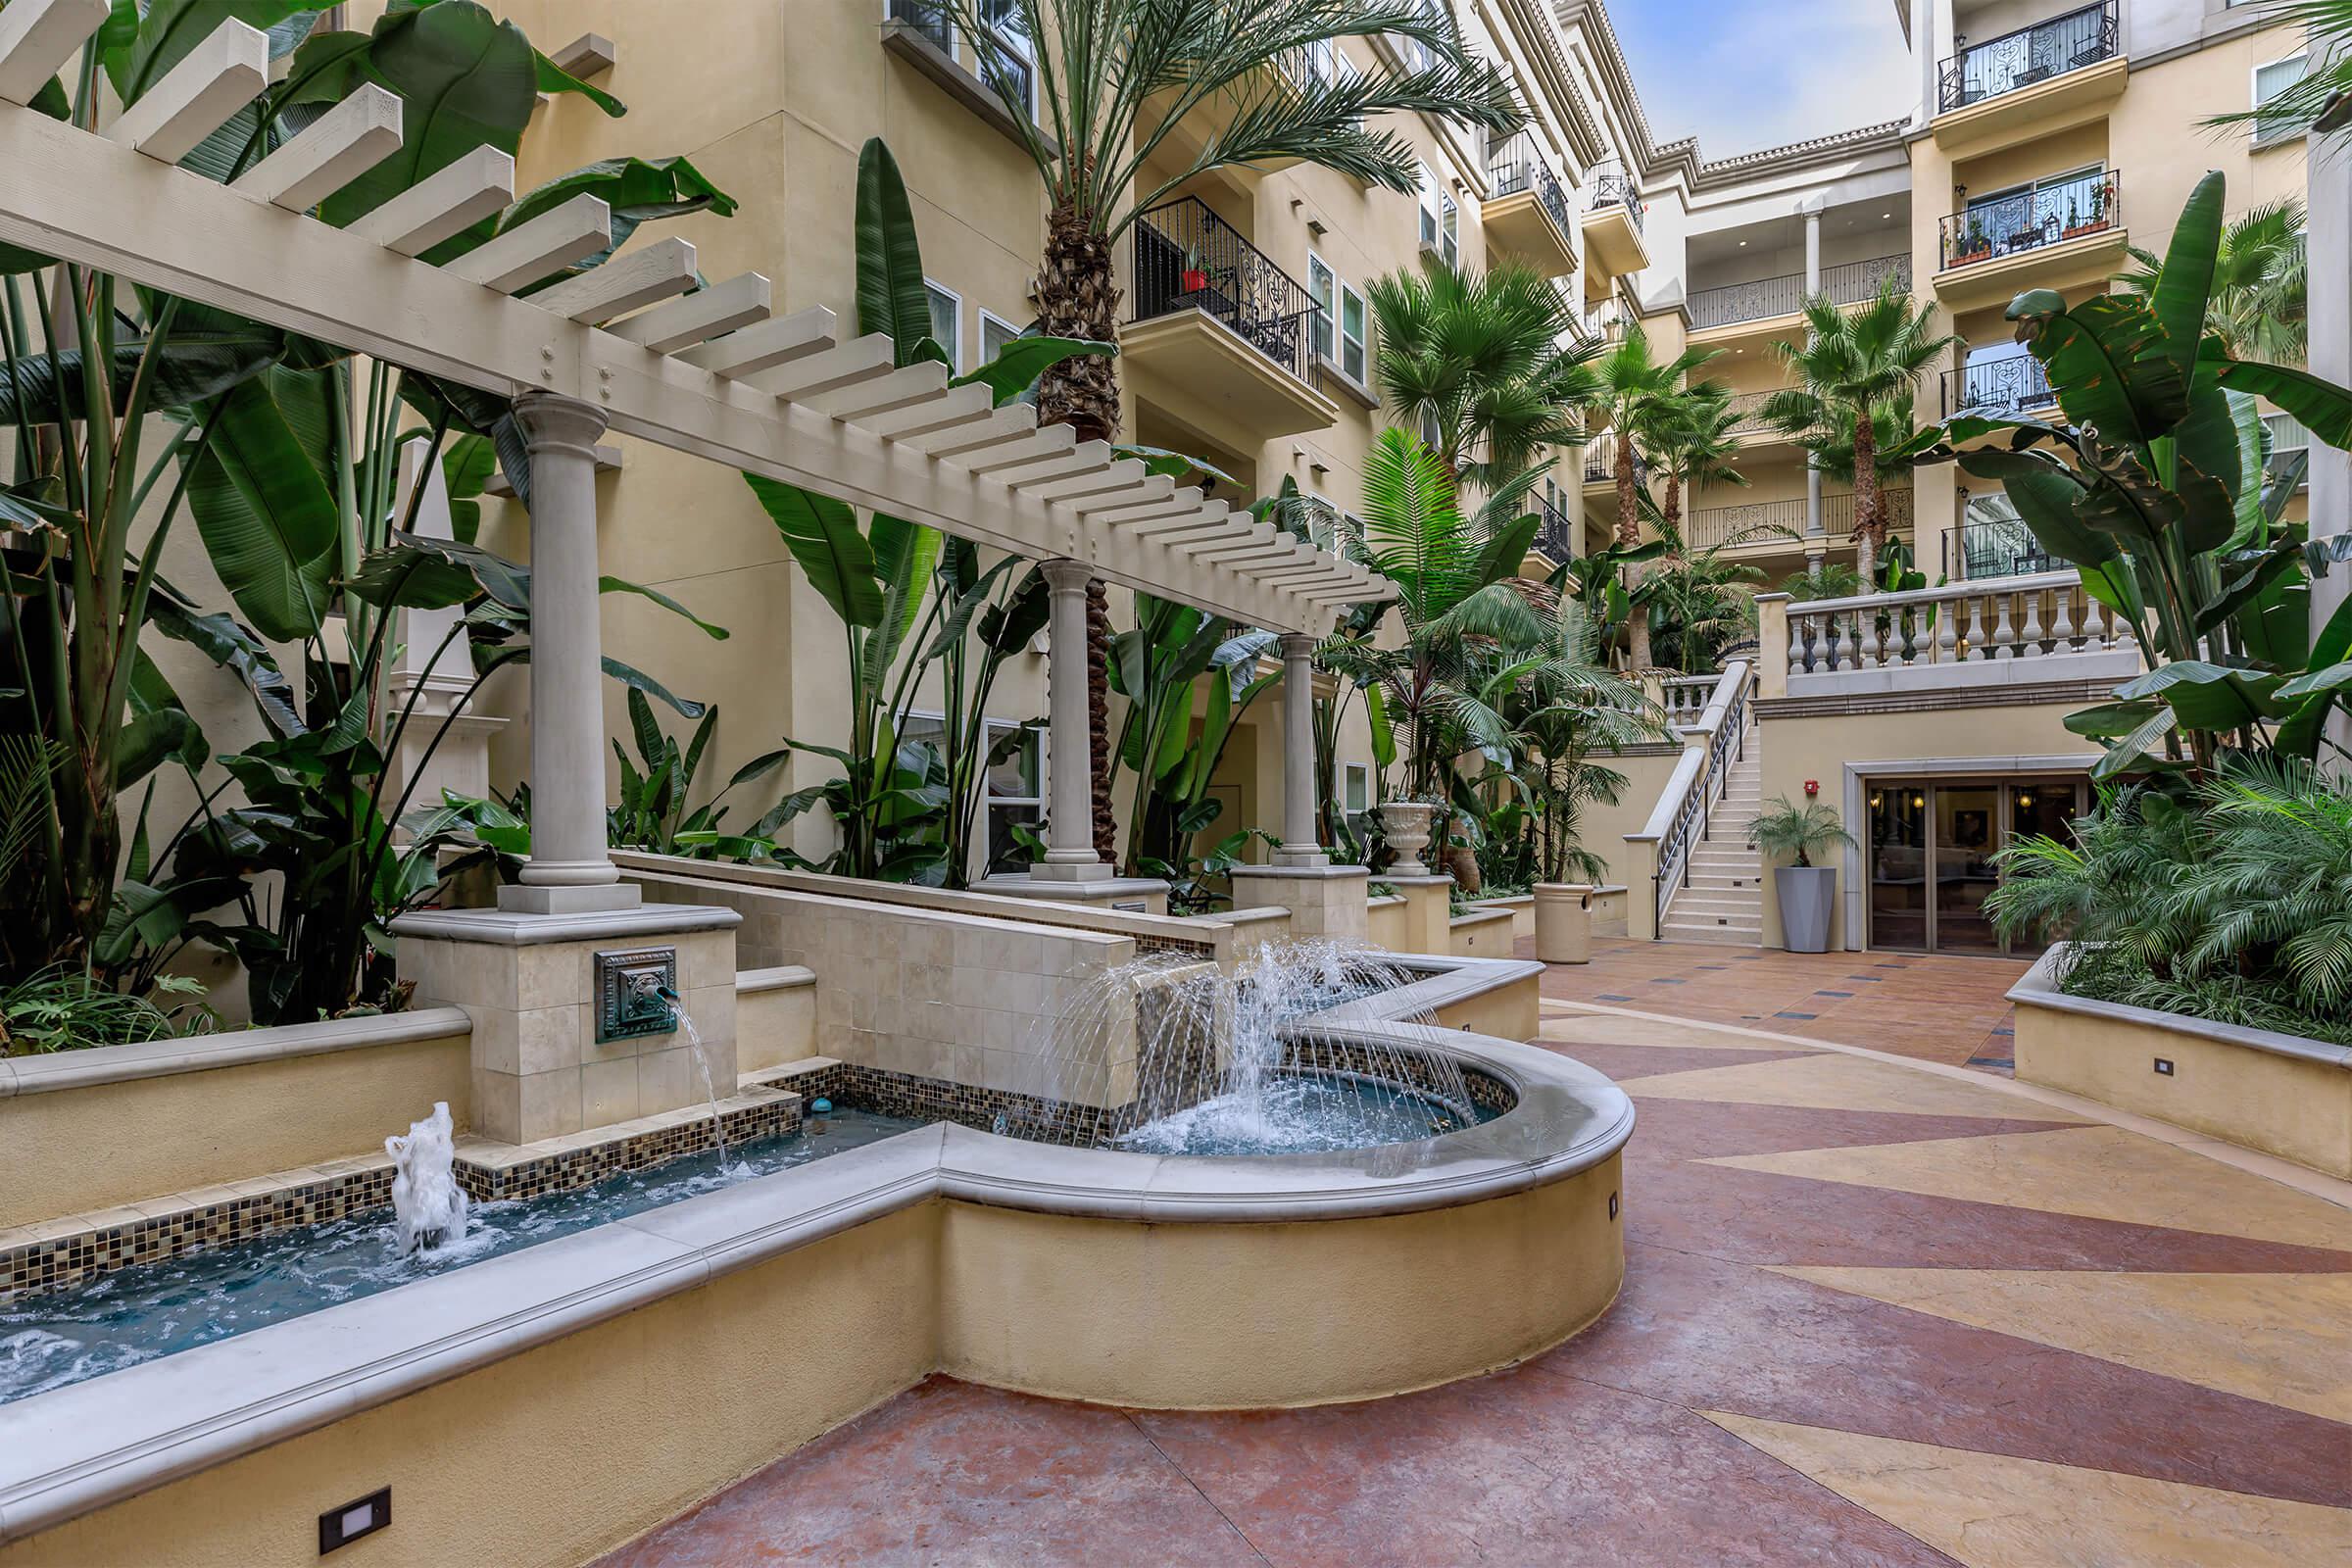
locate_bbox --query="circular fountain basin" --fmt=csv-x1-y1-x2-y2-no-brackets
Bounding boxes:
928,1015,1632,1408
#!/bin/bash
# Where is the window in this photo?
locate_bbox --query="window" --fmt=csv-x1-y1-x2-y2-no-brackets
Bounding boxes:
1418,162,1442,252
1307,256,1369,385
975,0,1038,117
899,711,1043,878
1344,761,1370,816
979,309,1037,405
1308,254,1336,363
2253,53,2310,147
2264,411,2313,485
1339,280,1367,382
924,279,962,369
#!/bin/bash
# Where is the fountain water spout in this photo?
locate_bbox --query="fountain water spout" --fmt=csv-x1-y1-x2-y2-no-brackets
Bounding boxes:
386,1102,469,1255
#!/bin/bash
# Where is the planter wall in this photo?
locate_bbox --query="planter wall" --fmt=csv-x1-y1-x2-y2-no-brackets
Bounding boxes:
2010,946,2352,1179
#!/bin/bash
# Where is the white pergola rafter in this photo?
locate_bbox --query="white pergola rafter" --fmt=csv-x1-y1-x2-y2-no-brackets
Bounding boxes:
0,10,1392,906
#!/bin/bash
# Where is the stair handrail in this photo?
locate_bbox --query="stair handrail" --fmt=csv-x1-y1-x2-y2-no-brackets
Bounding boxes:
1628,661,1753,940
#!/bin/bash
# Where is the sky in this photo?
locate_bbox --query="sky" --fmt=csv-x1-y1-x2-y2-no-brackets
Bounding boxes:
1608,0,1918,162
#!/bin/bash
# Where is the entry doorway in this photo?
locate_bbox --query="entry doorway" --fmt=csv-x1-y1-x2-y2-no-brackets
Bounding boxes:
1865,776,2085,955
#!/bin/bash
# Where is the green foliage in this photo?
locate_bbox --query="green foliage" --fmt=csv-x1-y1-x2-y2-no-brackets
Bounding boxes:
1987,760,2352,1043
1749,796,1856,869
1111,600,1278,878
1916,172,2352,776
1,967,212,1055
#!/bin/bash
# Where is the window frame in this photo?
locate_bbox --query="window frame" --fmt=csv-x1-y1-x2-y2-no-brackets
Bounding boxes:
2251,51,2311,147
1338,277,1367,383
978,307,1038,405
1307,252,1337,364
898,708,1044,879
923,277,964,371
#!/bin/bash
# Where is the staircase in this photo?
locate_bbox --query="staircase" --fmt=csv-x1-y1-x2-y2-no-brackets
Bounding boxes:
1659,724,1764,946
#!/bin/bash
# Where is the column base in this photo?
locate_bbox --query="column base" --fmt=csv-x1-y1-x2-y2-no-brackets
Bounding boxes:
498,882,643,915
975,873,1172,915
1028,857,1115,883
1271,844,1332,869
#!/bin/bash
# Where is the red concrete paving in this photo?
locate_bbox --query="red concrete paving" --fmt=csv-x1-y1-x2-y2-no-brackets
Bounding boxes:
597,976,2351,1567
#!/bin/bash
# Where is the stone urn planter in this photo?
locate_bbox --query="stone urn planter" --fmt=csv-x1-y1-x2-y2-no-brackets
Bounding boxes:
1534,884,1594,964
1379,801,1436,876
1775,865,1838,954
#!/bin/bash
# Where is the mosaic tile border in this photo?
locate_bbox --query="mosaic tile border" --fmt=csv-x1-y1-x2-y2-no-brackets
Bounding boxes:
455,1091,803,1202
2,1162,394,1305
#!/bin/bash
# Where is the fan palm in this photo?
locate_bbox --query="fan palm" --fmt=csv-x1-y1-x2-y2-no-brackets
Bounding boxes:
1328,429,1551,800
1587,323,1721,666
1366,256,1603,490
914,0,1522,860
1642,381,1749,547
2206,2,2352,143
1760,276,1957,586
2118,199,2307,365
1482,596,1659,883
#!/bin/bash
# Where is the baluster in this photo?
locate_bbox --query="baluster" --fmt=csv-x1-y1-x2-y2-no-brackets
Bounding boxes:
2111,605,2136,659
2018,586,2044,659
1964,593,1987,661
1858,608,1882,669
2080,593,2105,651
2050,585,2076,654
1990,589,2017,659
1936,594,1959,664
1788,612,1807,675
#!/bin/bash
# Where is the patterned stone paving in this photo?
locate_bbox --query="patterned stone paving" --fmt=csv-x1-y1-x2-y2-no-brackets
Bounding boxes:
597,965,2352,1567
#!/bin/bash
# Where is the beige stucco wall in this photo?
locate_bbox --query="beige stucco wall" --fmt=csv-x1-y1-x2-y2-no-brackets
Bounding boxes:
0,1032,471,1230
2014,994,2352,1179
1753,699,2099,950
736,970,818,1074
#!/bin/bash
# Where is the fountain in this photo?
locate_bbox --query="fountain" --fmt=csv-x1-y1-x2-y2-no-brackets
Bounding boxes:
1016,938,1493,1153
385,1102,468,1255
659,984,731,1166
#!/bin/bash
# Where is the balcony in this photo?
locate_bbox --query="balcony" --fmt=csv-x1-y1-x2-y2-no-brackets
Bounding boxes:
1533,497,1576,564
1934,168,2126,312
1722,389,1783,444
1761,569,2140,701
1582,164,1650,297
1578,297,1628,346
1942,356,2058,420
881,0,1054,155
1121,197,1337,440
1933,2,2125,156
1944,515,2056,581
1484,133,1578,279
1688,255,1910,341
1684,488,1914,553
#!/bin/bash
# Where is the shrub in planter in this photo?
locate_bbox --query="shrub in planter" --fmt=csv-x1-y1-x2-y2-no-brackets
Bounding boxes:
1751,796,1856,954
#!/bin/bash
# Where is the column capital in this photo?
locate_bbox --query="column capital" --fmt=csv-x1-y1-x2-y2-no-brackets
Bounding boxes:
511,390,610,459
1277,630,1320,662
1040,556,1094,593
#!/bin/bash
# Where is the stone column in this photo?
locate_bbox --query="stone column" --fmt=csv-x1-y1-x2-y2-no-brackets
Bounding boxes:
1272,632,1324,868
501,392,635,914
2310,112,2351,757
1912,0,1940,129
1034,557,1109,882
1802,201,1826,562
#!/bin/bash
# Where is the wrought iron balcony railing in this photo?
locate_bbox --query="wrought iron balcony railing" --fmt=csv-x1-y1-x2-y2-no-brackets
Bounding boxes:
1724,389,1778,434
1587,164,1644,235
1944,516,2055,581
1535,497,1575,562
1687,254,1910,331
1488,132,1575,241
1942,357,2057,419
1937,1,2119,114
1131,197,1322,384
1940,167,2119,270
1684,488,1913,552
1584,445,1647,486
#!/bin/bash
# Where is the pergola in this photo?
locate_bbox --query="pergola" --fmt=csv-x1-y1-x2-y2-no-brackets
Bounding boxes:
0,1,1388,903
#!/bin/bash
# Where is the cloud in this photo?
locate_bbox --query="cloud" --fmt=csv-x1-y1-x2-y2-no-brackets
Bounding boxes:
1612,0,1916,160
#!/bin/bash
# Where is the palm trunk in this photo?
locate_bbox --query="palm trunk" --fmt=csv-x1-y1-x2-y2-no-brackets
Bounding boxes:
1850,403,1882,589
1613,432,1652,669
1034,203,1124,865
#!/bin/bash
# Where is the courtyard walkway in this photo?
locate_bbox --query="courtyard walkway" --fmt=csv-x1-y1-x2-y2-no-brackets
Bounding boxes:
600,962,2352,1567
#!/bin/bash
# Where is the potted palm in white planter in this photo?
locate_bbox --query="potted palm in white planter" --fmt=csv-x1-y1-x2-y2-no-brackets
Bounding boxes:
1751,796,1856,954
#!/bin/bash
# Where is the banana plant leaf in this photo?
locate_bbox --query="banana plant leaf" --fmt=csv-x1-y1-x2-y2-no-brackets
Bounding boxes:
741,475,884,629
2005,289,2185,449
2111,660,2286,731
598,576,729,640
952,338,1115,407
184,372,339,642
493,156,738,283
0,330,285,424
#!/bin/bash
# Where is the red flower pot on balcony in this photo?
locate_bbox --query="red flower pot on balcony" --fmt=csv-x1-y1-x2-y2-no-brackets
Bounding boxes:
1181,268,1208,293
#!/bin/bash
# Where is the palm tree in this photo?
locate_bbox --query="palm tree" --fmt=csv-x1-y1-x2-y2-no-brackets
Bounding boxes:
1642,381,1748,546
1366,256,1603,490
2118,199,2307,365
1503,598,1660,882
1587,323,1721,666
2207,2,2352,144
1760,276,1957,586
1327,428,1551,802
916,0,1522,861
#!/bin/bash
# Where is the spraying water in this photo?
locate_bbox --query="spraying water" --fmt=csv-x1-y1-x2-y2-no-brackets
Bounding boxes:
1014,938,1482,1153
385,1102,468,1255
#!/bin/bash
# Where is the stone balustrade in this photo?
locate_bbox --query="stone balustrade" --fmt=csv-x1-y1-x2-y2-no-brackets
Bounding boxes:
1755,570,2143,698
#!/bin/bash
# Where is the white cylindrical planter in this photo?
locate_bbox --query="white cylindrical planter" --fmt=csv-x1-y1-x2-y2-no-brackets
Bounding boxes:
1534,884,1594,964
1379,801,1435,876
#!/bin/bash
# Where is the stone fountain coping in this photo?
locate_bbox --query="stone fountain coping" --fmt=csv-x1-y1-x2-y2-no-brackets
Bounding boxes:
0,1006,474,1099
0,965,1625,1544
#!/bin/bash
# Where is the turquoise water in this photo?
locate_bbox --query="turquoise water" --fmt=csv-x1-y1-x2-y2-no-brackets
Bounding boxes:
1113,1071,1494,1156
0,1109,921,1406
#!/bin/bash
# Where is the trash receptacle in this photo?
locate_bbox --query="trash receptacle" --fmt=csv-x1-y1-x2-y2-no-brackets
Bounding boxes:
1534,883,1594,964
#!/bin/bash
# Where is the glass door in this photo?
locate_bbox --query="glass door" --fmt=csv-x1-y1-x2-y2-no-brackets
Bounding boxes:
1866,777,2086,954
